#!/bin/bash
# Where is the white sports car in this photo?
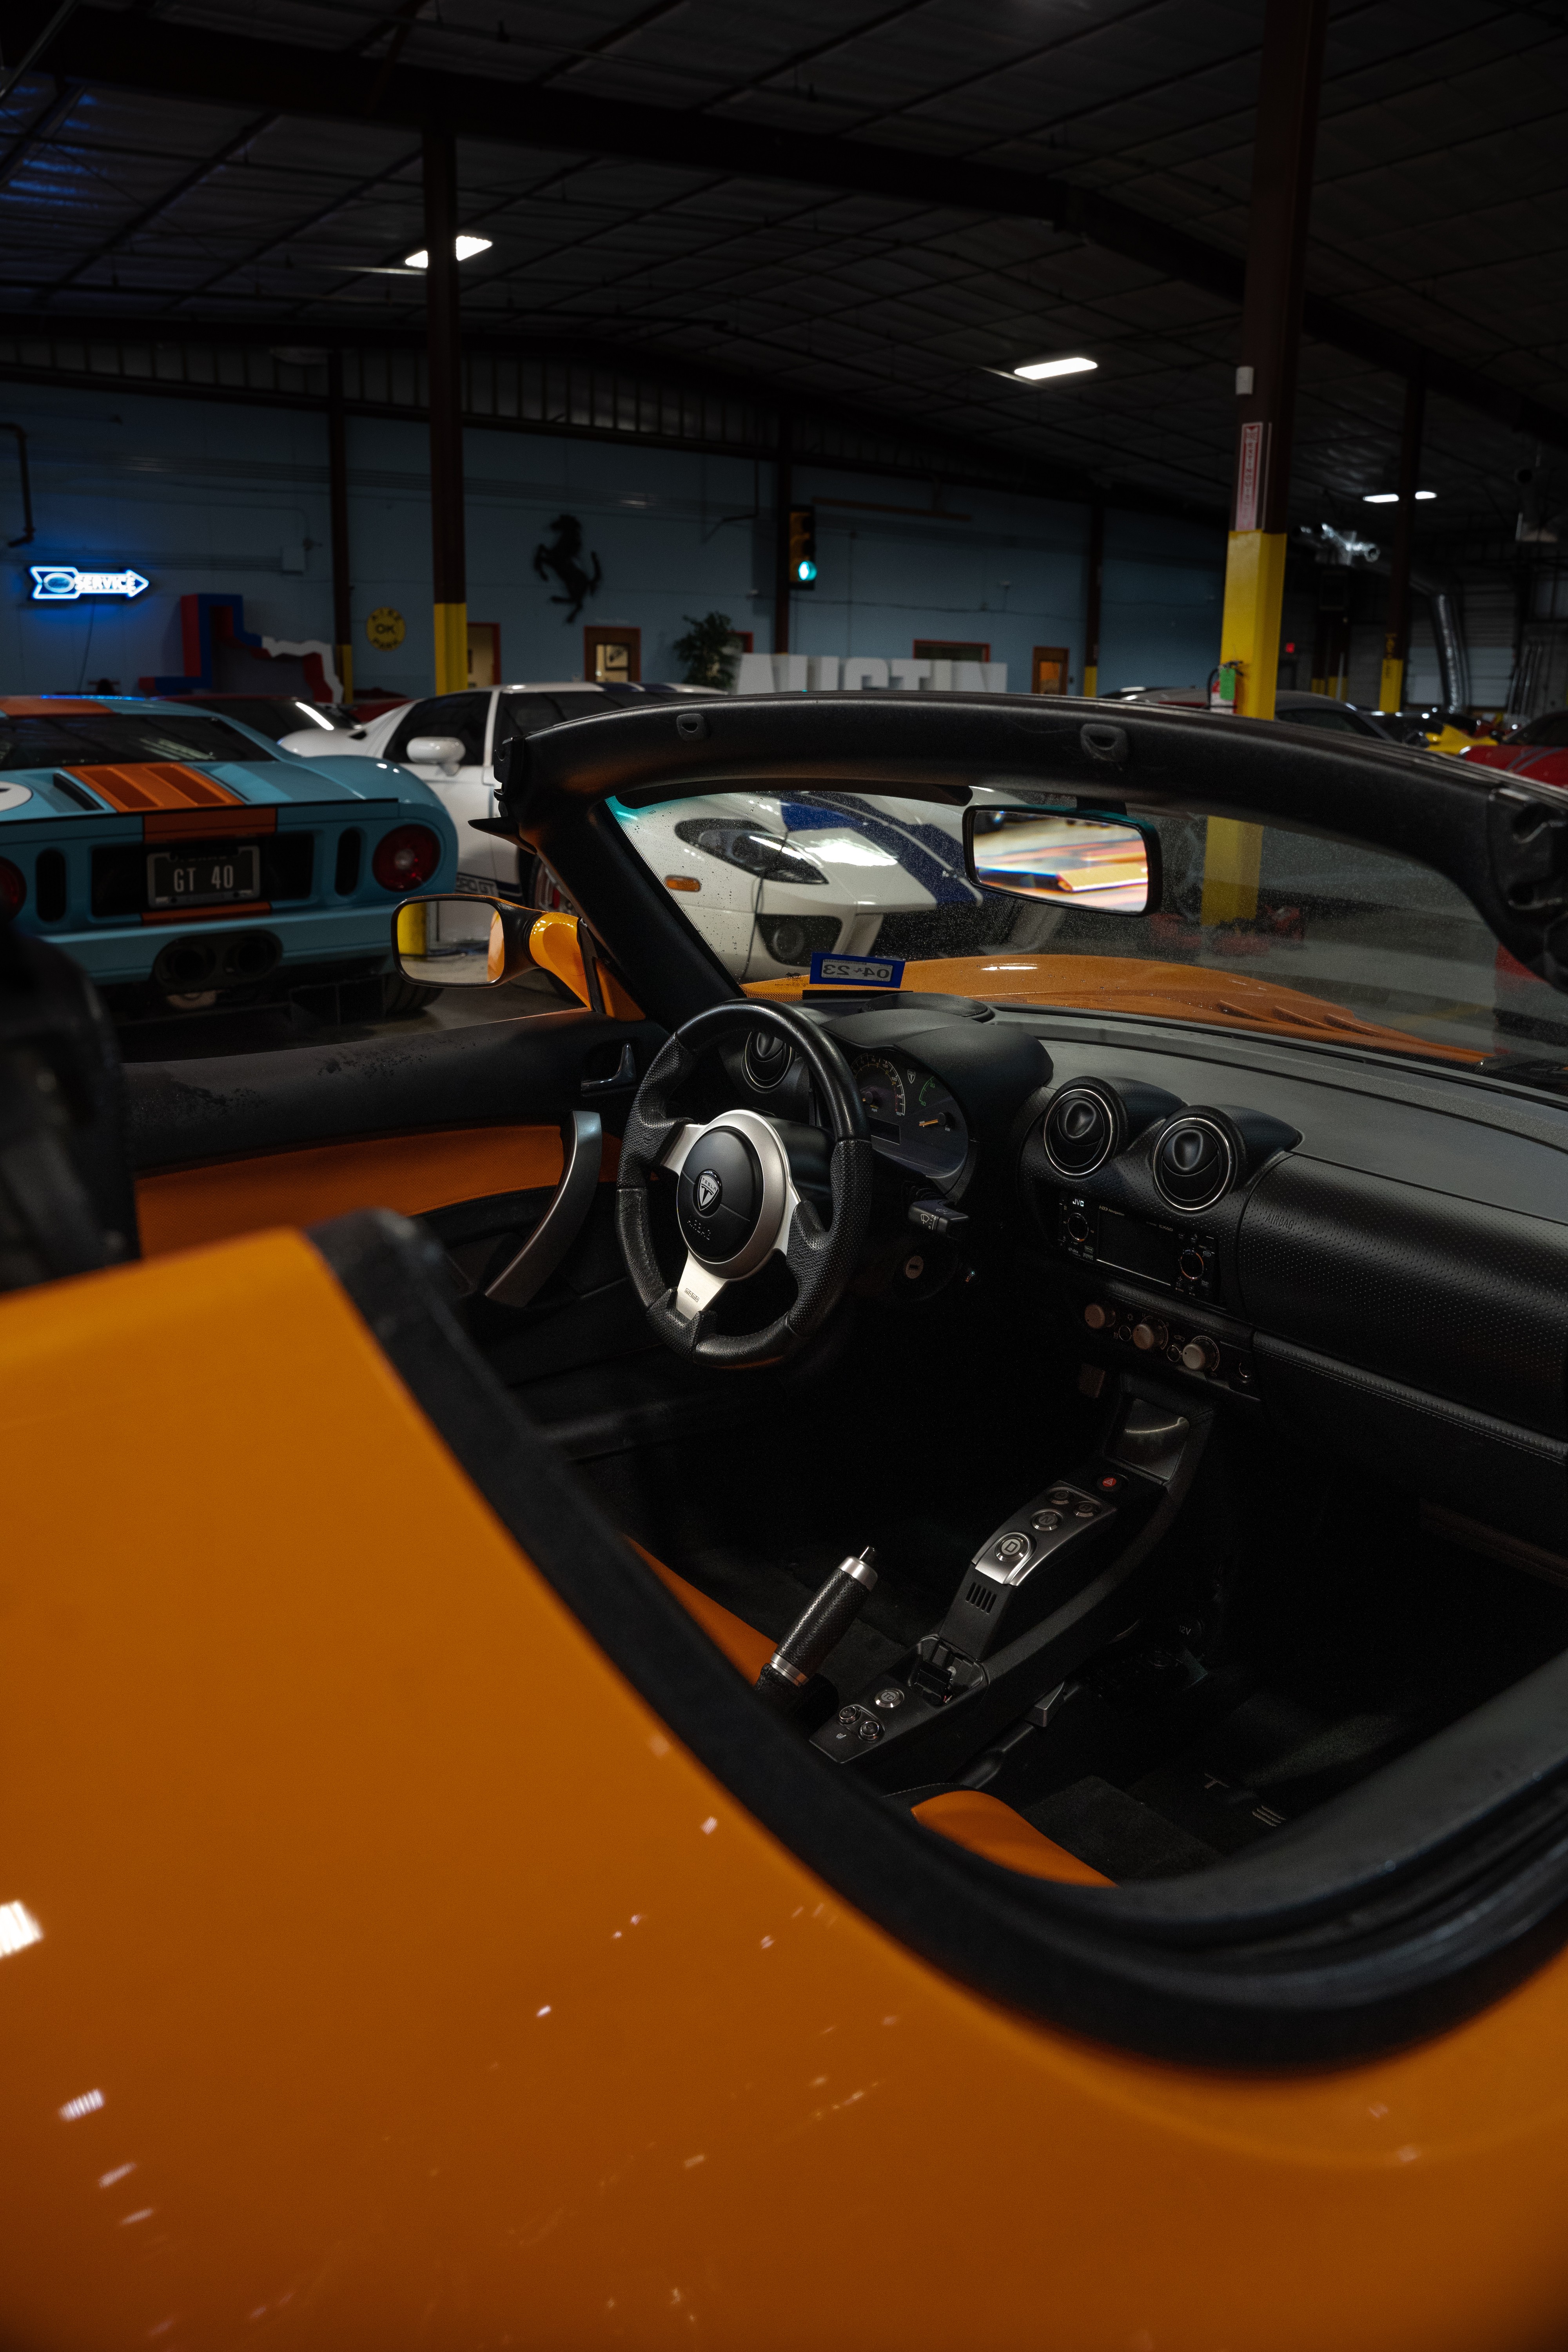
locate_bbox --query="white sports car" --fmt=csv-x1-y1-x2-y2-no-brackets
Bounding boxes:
612,785,1072,980
279,681,719,896
284,683,1056,980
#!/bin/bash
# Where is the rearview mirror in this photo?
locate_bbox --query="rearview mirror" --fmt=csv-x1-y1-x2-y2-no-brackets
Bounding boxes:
393,895,535,986
964,805,1157,915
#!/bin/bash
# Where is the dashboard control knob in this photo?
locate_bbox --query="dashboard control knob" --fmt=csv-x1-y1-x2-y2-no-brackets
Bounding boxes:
1132,1318,1167,1352
1180,1334,1221,1374
1178,1248,1207,1282
1031,1508,1062,1533
1065,1210,1091,1243
1083,1301,1111,1330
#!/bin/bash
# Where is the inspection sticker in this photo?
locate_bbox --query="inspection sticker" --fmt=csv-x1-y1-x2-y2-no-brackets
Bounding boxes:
809,951,906,989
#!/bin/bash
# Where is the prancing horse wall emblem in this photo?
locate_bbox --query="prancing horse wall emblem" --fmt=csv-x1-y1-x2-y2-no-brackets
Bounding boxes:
695,1170,722,1214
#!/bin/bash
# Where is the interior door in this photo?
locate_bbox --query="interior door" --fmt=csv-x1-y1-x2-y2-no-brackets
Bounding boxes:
125,993,666,1416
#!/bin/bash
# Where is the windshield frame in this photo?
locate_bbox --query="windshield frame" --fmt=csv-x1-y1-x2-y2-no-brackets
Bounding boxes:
496,694,1563,1058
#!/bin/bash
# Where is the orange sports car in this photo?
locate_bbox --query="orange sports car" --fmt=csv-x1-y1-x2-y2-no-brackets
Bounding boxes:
7,694,1568,2350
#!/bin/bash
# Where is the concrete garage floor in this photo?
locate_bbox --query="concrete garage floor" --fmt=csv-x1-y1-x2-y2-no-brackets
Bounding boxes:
115,970,570,1064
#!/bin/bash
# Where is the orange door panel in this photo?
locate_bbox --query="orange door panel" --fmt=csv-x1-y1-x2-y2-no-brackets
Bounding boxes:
4,1235,1568,2349
136,1124,620,1257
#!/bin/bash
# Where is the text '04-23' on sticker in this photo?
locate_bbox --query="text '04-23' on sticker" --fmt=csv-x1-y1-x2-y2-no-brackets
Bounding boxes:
809,951,906,989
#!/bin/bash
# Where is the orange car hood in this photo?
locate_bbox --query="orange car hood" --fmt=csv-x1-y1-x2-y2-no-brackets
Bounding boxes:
748,952,1482,1065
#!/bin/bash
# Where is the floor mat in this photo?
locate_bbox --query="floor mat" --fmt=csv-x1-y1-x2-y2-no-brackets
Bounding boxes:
1024,1775,1220,1881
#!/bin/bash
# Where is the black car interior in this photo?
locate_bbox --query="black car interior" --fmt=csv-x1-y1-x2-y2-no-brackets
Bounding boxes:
18,693,1568,2065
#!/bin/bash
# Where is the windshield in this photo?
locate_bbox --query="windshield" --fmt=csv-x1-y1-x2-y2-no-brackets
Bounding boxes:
179,698,352,740
0,711,276,769
612,785,1568,1067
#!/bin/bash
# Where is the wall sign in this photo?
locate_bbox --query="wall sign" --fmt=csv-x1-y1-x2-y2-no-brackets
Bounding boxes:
534,514,602,622
367,606,406,651
30,565,149,603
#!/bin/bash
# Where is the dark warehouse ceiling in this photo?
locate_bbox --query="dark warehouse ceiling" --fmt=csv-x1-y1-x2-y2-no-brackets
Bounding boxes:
3,0,1568,553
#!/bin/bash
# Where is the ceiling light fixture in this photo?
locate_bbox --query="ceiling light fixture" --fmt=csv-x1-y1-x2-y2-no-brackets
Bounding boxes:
403,236,493,269
1011,354,1097,382
1363,490,1436,503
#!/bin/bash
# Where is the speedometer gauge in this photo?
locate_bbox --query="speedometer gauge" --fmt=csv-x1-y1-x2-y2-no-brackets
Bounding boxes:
854,1056,906,1122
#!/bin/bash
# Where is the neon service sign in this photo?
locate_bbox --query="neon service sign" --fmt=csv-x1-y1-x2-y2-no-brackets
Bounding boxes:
29,566,150,603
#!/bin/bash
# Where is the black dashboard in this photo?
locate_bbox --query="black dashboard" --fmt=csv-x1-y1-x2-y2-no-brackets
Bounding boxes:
731,990,1568,1556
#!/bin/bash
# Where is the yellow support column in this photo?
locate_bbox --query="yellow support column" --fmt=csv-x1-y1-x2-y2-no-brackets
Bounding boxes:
335,643,354,704
1202,0,1327,930
1218,528,1288,723
1201,529,1287,925
433,602,468,695
1378,647,1404,712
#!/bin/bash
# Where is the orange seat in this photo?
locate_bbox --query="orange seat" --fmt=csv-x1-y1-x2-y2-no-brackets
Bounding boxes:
913,1788,1113,1887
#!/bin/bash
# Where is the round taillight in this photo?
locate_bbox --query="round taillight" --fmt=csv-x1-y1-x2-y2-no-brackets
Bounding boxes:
0,858,25,917
371,824,441,891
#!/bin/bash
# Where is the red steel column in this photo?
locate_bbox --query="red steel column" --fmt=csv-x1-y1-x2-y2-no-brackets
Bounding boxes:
423,126,467,693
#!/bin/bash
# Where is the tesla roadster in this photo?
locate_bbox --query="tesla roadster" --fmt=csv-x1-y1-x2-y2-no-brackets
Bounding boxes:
8,694,1568,2349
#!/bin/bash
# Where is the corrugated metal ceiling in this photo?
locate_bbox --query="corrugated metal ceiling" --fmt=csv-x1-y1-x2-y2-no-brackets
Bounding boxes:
1,0,1565,545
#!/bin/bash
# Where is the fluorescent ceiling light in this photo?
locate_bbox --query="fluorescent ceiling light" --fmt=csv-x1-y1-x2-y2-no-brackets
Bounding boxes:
403,236,493,268
1363,490,1436,502
1012,354,1097,382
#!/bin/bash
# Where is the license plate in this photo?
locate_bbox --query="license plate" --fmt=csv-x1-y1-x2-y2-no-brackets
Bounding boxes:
147,846,261,908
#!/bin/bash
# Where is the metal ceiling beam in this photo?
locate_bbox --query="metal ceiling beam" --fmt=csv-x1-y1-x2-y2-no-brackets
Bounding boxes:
0,76,82,189
35,5,1568,456
0,306,1213,520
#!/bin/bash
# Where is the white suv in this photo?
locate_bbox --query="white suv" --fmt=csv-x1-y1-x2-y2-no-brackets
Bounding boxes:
279,681,720,895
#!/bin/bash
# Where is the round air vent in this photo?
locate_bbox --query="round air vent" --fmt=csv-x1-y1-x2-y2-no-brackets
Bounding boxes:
1043,1084,1121,1177
1152,1115,1236,1211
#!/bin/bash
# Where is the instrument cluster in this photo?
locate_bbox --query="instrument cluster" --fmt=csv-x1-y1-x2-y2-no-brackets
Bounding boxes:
850,1050,969,1184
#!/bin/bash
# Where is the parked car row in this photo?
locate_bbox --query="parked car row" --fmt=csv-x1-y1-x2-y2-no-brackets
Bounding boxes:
9,677,1568,1019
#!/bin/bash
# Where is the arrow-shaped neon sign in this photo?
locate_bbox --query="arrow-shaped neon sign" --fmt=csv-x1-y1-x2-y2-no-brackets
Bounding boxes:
29,566,151,603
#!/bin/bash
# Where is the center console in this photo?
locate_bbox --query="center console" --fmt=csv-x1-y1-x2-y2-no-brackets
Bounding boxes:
811,1385,1212,1788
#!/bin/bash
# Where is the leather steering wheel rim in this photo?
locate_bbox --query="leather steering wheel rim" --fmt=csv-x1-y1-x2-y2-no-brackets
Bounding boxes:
617,1000,873,1368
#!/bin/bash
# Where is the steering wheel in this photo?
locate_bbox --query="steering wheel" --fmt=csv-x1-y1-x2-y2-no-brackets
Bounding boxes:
617,1001,873,1368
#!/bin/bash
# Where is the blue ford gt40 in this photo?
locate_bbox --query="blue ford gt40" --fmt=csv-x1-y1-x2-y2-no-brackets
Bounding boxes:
0,694,459,1020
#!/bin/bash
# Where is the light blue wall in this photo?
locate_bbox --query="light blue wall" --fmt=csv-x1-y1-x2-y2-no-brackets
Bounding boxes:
0,379,1225,697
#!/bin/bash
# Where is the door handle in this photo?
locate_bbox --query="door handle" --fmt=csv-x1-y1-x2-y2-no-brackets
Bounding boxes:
484,1109,603,1310
581,1041,637,1095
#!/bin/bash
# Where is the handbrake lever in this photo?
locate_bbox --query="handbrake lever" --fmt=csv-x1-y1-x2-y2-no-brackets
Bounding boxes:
755,1548,878,1715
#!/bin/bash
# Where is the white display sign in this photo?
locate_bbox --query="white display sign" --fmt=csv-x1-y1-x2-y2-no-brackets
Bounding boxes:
735,652,1008,695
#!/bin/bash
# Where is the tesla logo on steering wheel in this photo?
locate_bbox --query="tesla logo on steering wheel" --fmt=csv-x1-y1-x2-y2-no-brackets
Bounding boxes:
695,1170,723,1214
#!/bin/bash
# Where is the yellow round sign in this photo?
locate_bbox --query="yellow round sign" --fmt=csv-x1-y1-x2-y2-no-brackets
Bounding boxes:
366,606,406,652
